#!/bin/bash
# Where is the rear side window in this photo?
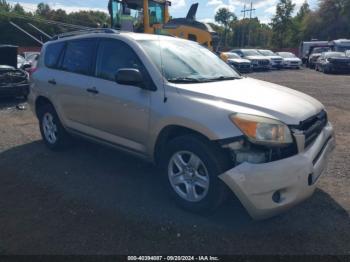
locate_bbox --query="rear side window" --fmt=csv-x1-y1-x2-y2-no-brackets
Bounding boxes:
61,40,96,75
44,42,64,68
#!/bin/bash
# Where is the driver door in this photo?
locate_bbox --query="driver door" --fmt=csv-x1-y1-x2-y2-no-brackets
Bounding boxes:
87,39,152,154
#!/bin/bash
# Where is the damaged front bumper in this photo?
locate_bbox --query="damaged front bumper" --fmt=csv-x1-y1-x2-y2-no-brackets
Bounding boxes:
219,122,335,220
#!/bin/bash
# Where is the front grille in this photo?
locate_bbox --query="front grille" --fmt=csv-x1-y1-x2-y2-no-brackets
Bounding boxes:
291,110,328,148
258,60,269,66
238,63,251,69
331,60,350,69
0,69,28,87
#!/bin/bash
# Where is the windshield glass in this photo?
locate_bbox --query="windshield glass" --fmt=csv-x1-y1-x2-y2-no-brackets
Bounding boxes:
225,53,240,59
138,40,241,83
259,50,275,56
312,47,330,54
325,52,345,58
149,0,164,25
277,52,296,58
241,50,261,56
335,46,350,52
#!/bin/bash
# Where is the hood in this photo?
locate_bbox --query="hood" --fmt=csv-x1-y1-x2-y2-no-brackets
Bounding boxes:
244,55,268,60
227,58,251,63
310,53,322,58
328,57,350,62
283,57,301,62
174,78,323,125
264,55,283,60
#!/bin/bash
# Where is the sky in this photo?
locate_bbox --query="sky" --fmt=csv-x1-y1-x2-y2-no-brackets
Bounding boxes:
6,0,318,24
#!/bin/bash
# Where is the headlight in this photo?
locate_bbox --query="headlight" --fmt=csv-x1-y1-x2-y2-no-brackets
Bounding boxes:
230,113,293,145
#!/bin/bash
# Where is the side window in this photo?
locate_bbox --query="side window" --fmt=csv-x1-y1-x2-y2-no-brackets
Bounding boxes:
96,39,148,82
61,40,96,75
45,42,65,68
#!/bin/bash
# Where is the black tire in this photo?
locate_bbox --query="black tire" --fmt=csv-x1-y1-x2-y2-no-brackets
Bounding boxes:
160,135,231,214
38,103,71,151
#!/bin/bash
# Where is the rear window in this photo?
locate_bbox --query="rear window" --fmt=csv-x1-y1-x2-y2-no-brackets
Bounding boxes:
61,40,96,75
44,42,65,68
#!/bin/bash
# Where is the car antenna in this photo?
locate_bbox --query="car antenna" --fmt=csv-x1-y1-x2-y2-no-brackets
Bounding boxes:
158,35,168,103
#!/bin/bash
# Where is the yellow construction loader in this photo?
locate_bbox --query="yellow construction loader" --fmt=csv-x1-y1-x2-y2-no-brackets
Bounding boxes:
108,0,218,50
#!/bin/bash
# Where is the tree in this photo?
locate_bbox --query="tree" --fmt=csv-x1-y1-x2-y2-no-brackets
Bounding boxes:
270,0,295,48
12,3,26,14
0,0,11,12
36,3,51,18
289,1,311,46
215,8,236,47
296,1,311,21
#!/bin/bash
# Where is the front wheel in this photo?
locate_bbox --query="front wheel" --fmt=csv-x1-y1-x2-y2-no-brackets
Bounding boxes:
161,135,231,213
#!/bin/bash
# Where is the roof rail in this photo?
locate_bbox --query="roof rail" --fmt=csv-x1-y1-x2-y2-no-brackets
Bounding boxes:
50,28,119,41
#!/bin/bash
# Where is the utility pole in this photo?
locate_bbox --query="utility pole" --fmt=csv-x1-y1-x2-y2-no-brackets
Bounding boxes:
240,4,246,47
241,2,256,47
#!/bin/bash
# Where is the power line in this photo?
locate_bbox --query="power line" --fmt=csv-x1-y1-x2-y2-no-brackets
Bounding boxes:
0,11,92,30
240,2,256,47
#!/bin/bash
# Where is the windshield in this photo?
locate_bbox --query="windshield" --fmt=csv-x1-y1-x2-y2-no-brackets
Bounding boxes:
277,52,296,58
138,40,241,83
335,46,350,52
225,53,240,59
312,47,330,54
325,52,345,58
259,50,275,56
241,50,261,56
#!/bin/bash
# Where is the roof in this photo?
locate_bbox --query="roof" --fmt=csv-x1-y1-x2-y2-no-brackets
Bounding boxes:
50,29,183,43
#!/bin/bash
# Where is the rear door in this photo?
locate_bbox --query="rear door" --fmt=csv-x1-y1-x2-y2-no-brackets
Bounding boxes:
52,38,97,132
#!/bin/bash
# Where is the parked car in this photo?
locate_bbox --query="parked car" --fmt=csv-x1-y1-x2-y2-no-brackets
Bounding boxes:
276,52,302,69
220,52,252,73
0,46,29,98
257,49,284,69
345,50,350,57
315,51,350,74
308,46,332,68
230,49,270,71
329,39,350,52
30,30,335,220
299,40,328,64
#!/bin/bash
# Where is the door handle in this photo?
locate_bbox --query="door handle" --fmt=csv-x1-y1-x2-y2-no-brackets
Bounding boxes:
48,79,56,85
86,87,99,94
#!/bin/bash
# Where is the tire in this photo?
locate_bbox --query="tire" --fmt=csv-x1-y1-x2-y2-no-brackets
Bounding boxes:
38,103,71,151
160,135,231,214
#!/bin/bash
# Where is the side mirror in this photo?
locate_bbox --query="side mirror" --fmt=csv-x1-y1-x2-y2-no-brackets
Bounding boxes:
115,68,144,88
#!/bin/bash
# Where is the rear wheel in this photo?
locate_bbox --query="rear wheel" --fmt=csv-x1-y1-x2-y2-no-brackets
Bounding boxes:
161,135,231,213
38,104,71,151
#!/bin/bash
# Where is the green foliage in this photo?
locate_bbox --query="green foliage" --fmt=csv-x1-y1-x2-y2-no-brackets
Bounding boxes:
0,1,109,46
215,8,237,46
270,0,295,48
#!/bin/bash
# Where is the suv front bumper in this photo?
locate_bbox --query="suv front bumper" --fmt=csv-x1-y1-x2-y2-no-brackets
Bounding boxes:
219,122,335,220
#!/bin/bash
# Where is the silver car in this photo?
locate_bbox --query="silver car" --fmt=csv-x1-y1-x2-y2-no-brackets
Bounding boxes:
29,30,335,220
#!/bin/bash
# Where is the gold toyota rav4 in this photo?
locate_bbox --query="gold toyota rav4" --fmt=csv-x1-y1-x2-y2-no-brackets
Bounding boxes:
29,29,335,219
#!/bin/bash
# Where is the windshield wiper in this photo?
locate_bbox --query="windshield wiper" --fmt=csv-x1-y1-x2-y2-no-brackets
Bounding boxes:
207,76,241,82
168,77,202,83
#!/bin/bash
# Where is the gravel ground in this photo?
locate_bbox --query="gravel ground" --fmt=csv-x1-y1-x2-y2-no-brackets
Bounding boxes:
0,69,349,255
